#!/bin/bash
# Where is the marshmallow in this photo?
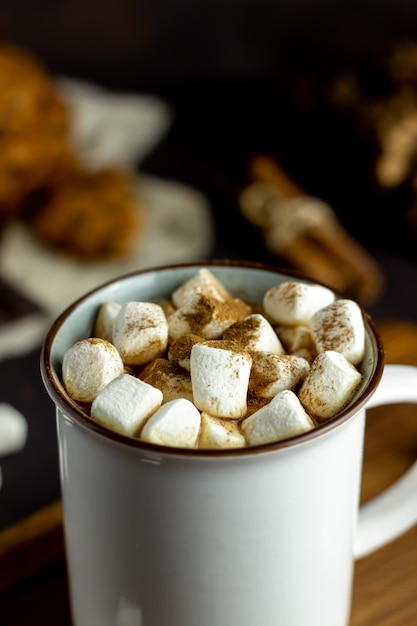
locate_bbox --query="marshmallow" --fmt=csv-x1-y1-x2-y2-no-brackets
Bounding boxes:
140,398,201,448
223,314,285,354
0,403,28,456
249,352,310,399
309,299,365,366
63,338,125,402
168,333,204,372
242,389,314,445
298,350,363,420
158,299,177,320
190,340,252,418
263,281,335,325
275,324,313,353
171,268,231,308
291,347,316,364
60,267,368,450
112,301,169,366
91,373,163,436
199,413,246,449
168,292,251,340
93,300,122,342
140,358,194,403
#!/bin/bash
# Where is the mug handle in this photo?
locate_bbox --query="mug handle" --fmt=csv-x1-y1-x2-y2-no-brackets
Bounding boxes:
354,364,417,559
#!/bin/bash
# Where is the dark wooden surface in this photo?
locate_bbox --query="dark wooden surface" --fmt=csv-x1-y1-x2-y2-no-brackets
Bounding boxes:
350,320,417,626
0,320,416,625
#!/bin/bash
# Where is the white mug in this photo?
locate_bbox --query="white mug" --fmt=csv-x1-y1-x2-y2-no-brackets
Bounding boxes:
41,261,417,626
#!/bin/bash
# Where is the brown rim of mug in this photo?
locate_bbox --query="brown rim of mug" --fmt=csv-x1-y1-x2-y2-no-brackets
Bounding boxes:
40,259,385,458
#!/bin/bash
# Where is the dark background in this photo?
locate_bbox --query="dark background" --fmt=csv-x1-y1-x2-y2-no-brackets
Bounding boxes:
2,0,417,92
2,0,417,257
2,0,417,533
1,1,417,224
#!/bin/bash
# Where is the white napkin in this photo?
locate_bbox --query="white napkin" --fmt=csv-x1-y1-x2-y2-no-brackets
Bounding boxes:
56,77,173,168
0,403,28,457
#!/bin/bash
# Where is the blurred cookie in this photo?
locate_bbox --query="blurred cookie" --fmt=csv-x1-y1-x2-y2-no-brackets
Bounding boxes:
0,43,74,218
0,42,144,261
26,168,143,260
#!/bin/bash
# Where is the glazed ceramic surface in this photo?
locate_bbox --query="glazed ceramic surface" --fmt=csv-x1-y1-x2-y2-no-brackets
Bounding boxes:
41,261,417,626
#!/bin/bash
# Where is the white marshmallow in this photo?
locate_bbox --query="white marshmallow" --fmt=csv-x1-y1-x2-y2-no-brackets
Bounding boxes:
91,374,163,436
190,340,252,418
263,281,335,325
275,324,313,353
168,333,204,372
249,352,310,398
140,398,201,448
242,389,314,445
0,403,28,456
112,301,169,366
158,299,177,320
298,350,363,420
309,299,365,366
141,358,194,403
223,314,285,354
63,338,125,403
199,413,246,449
171,268,231,308
93,300,122,342
168,292,251,340
291,347,316,364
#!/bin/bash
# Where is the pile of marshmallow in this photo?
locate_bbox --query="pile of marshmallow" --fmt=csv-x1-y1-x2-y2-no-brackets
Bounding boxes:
61,268,365,449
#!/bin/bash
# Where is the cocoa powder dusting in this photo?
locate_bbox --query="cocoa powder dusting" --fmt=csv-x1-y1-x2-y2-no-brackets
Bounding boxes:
168,333,204,363
223,316,261,349
313,306,353,350
281,283,299,307
202,339,251,357
182,294,215,333
139,358,192,401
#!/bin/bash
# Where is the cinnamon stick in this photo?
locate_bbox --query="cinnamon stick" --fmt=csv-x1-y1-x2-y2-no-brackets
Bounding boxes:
245,154,385,302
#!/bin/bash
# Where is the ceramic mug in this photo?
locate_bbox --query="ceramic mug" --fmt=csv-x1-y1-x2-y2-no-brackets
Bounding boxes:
41,260,417,626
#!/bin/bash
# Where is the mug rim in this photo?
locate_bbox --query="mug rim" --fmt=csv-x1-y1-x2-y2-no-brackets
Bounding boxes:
40,259,385,458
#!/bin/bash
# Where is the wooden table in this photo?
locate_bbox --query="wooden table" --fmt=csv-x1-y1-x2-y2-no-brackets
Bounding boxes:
351,320,417,626
1,320,417,625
